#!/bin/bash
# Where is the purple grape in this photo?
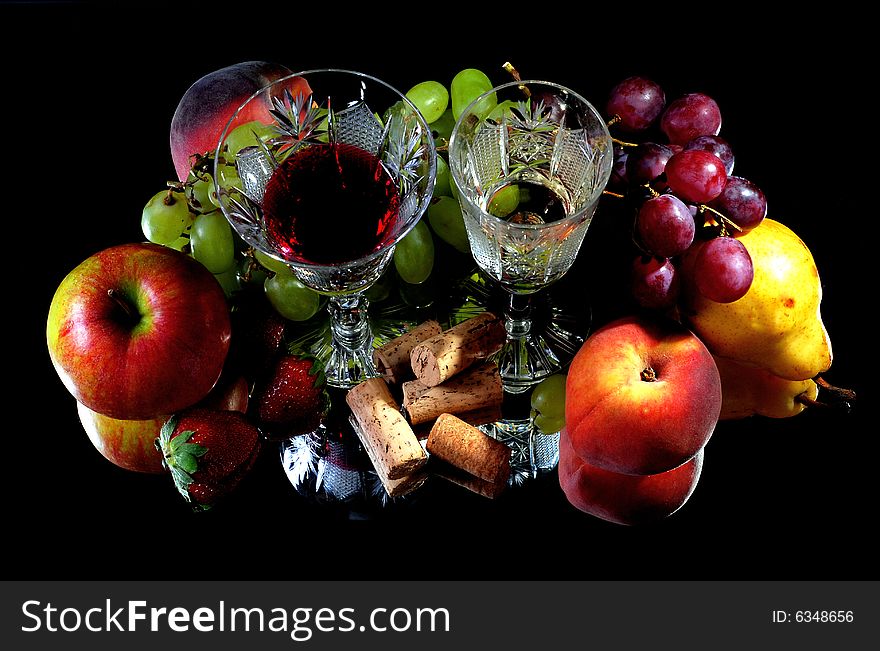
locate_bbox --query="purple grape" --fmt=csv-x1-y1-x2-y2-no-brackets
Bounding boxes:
661,93,722,145
631,255,680,309
710,176,767,231
666,150,727,203
606,77,666,131
684,135,734,176
637,194,696,257
625,143,675,186
693,236,753,303
609,143,629,189
530,89,566,123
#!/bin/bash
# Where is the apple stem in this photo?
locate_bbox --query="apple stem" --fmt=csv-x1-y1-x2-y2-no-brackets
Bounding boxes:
106,289,138,324
640,367,657,382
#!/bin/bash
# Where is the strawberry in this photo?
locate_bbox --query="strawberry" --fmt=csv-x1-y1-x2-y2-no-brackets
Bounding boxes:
157,408,261,510
253,354,329,439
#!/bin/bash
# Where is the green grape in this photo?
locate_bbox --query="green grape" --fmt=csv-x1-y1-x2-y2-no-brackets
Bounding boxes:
488,184,520,218
165,236,190,252
141,189,190,245
531,373,567,420
253,249,292,275
393,220,434,284
187,173,214,213
433,155,451,197
213,266,240,298
364,268,394,303
237,255,268,287
382,100,408,126
224,120,275,156
405,81,449,124
430,108,456,143
451,68,496,120
264,269,320,321
217,164,242,190
427,196,470,254
486,99,520,122
533,413,565,435
190,211,236,273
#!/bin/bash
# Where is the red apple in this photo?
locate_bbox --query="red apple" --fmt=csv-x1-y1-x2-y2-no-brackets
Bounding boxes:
558,428,703,526
76,402,166,473
170,61,308,181
47,243,231,420
566,315,721,475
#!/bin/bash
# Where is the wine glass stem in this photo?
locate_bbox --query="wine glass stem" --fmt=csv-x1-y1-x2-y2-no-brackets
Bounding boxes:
322,293,377,388
505,293,534,339
329,293,372,352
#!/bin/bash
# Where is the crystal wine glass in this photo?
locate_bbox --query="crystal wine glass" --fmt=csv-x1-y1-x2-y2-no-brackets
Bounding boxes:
449,80,612,393
214,69,436,388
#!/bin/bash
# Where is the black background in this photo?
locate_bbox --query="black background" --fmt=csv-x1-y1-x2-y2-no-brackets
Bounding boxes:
7,4,875,581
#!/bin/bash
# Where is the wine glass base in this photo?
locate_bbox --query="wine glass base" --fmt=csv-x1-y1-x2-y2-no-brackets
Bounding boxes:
496,333,563,394
480,418,561,483
285,302,415,389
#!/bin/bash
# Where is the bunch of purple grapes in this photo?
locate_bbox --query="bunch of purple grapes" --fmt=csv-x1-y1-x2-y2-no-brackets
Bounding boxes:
605,77,768,309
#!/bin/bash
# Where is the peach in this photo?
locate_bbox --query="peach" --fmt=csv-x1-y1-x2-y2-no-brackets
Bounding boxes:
558,428,703,526
170,61,298,181
566,315,720,475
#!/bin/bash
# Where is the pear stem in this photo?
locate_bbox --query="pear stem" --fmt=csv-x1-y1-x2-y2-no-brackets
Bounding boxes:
815,375,857,401
795,376,856,413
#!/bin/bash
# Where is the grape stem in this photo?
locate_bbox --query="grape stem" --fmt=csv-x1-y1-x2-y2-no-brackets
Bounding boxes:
602,190,625,199
612,136,639,148
502,62,530,97
606,114,622,127
697,204,742,235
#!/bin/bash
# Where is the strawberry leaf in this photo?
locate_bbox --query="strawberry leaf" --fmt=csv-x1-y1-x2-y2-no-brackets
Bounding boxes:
169,429,195,452
175,451,199,474
158,414,181,452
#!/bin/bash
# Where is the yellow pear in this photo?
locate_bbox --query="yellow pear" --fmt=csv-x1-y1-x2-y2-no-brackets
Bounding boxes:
680,218,832,381
714,355,818,420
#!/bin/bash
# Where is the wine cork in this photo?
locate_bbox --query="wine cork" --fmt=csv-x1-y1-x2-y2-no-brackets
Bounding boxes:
402,362,503,426
348,415,428,497
345,378,427,480
410,312,505,387
426,413,510,485
373,320,442,384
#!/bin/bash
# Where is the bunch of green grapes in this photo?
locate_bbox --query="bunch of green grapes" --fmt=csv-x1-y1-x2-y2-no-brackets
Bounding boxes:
140,121,320,322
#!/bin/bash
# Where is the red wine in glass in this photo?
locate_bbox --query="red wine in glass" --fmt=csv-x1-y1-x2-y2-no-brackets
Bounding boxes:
262,142,401,265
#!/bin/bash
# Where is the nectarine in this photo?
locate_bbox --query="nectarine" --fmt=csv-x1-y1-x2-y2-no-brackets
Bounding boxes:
558,428,703,526
565,315,720,475
170,61,298,181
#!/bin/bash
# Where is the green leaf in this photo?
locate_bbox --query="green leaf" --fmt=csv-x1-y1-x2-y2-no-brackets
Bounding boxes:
169,429,195,452
175,451,198,474
158,414,180,451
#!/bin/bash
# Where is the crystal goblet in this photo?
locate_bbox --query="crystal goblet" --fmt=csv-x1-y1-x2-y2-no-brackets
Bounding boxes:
214,69,436,388
449,80,612,393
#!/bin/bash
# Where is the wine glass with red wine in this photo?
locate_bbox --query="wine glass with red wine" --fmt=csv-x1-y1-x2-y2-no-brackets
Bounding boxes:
214,69,436,388
449,80,612,394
